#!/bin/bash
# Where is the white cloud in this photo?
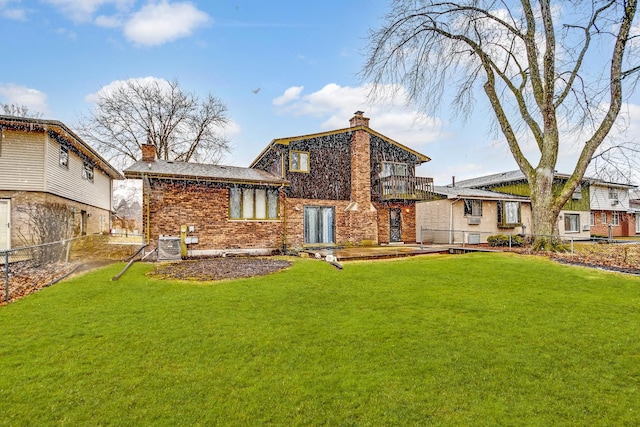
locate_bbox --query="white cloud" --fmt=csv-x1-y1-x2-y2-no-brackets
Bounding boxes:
85,76,170,103
123,1,210,47
0,83,49,115
95,14,122,28
42,0,133,23
273,83,445,147
2,8,26,20
272,86,303,106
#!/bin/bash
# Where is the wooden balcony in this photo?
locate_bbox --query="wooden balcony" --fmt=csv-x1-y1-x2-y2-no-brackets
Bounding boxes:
375,175,434,201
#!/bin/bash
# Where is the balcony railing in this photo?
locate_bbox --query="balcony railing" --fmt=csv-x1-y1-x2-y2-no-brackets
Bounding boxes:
376,175,434,201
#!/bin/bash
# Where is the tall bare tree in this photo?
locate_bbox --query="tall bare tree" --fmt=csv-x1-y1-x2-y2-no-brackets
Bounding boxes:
78,78,230,169
363,0,639,249
1,103,42,118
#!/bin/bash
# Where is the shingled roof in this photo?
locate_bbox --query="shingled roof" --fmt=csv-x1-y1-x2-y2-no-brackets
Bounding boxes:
124,159,288,186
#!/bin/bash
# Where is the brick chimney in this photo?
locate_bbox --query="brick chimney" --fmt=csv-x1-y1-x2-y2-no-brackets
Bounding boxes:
349,111,370,128
346,111,378,245
141,144,156,162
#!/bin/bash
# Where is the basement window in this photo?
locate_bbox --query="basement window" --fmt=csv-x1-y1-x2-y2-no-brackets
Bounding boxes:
290,150,309,173
229,187,279,220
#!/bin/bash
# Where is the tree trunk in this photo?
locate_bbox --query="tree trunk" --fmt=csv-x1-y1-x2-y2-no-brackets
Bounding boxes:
529,167,563,251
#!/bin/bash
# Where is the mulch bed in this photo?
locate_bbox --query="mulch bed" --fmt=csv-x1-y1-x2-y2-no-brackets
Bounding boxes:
150,257,293,281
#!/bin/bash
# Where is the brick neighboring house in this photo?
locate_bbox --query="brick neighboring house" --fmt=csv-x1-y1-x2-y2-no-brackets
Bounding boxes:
588,179,638,238
0,115,123,250
123,112,434,256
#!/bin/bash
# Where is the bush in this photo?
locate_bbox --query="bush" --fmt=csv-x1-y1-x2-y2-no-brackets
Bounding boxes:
487,234,524,247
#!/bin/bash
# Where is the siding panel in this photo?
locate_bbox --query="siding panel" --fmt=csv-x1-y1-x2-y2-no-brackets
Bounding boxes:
0,130,45,191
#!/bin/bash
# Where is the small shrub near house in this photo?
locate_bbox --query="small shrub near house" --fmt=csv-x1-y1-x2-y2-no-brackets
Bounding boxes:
487,234,524,247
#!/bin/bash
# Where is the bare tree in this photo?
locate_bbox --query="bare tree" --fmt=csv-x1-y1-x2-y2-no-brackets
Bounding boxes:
1,103,42,118
363,0,639,250
77,78,230,169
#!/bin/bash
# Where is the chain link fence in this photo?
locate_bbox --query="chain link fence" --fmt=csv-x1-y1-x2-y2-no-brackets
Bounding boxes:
419,226,640,272
1,234,145,304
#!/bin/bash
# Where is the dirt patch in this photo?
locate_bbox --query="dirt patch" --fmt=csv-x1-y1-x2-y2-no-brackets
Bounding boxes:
150,257,293,281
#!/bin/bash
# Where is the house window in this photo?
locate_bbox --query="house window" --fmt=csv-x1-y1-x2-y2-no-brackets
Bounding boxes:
601,213,607,224
497,201,521,227
380,162,408,177
463,199,482,216
590,212,595,226
290,151,309,172
304,206,334,244
609,188,619,200
229,187,279,220
82,161,94,182
612,212,620,226
564,213,580,233
60,146,69,169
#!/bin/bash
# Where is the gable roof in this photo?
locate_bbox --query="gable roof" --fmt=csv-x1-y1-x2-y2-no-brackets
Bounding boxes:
0,115,124,180
433,185,530,201
250,125,431,168
454,169,637,190
124,159,288,186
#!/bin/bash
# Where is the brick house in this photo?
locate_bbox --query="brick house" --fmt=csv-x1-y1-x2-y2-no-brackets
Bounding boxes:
123,112,434,256
588,179,638,238
0,115,123,250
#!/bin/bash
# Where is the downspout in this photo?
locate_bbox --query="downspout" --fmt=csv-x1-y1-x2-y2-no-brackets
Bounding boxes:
281,187,287,254
144,173,150,245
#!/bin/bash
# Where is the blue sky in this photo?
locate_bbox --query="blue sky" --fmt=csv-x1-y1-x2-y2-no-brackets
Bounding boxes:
1,0,638,185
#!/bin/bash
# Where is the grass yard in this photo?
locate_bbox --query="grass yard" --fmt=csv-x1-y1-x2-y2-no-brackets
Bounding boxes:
1,252,640,426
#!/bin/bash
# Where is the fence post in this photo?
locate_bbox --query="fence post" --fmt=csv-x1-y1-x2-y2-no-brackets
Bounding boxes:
4,251,8,302
65,239,72,264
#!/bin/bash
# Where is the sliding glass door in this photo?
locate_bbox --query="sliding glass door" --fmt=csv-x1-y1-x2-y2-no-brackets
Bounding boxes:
304,206,334,244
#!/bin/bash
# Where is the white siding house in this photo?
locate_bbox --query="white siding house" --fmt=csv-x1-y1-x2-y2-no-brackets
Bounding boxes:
0,115,123,249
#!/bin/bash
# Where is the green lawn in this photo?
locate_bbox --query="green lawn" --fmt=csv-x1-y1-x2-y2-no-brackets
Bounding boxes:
1,253,640,426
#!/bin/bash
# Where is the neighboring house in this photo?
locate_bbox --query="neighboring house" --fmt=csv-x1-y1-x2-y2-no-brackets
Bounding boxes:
631,190,640,235
588,179,638,237
124,112,434,256
0,115,124,250
437,170,592,240
416,186,532,244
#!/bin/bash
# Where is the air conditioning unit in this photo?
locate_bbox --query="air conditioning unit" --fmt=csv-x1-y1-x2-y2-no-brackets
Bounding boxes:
467,216,481,225
611,200,619,206
468,233,481,245
158,236,182,260
582,224,590,231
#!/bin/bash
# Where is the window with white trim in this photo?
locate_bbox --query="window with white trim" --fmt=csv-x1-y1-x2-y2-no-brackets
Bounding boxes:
609,188,619,200
601,212,607,224
229,187,279,220
60,146,69,168
82,161,94,182
612,212,620,226
590,212,595,226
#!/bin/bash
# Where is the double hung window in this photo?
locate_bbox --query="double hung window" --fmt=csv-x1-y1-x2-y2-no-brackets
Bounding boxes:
564,213,580,232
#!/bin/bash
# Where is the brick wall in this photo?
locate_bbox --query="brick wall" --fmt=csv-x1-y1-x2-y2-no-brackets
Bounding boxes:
591,210,638,237
144,181,284,251
346,128,379,244
375,202,417,244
